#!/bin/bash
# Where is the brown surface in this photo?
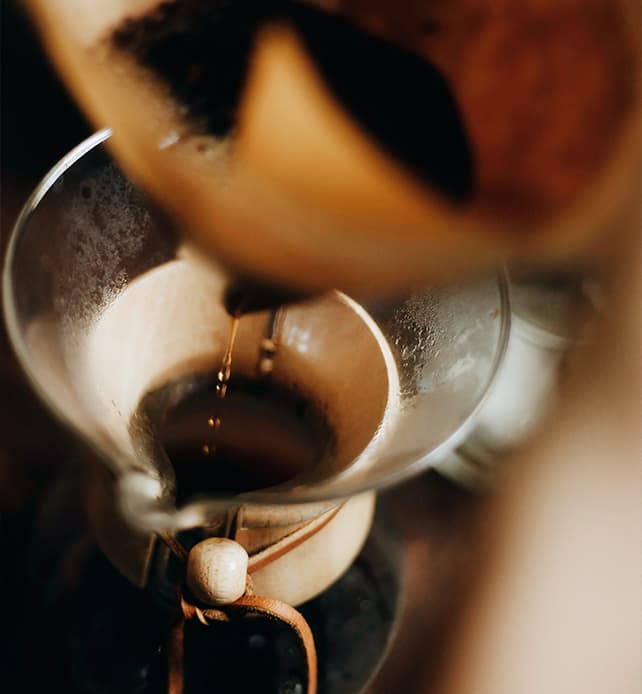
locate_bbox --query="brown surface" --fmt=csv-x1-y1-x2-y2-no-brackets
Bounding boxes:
369,473,482,692
23,0,639,300
337,0,640,218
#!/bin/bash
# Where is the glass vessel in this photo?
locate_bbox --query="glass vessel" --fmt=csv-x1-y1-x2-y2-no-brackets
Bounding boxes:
3,131,509,693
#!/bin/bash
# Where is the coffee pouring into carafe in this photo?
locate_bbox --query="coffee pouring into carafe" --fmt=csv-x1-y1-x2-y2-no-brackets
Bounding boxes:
25,0,640,303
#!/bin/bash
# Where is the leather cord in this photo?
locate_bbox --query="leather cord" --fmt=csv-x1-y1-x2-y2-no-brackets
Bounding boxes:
168,583,317,694
165,504,346,694
244,503,343,573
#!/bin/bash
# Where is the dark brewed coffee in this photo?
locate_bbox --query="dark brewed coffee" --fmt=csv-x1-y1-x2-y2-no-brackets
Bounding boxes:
157,375,333,505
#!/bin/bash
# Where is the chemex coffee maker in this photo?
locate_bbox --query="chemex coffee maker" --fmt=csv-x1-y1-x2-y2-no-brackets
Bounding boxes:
3,1,639,693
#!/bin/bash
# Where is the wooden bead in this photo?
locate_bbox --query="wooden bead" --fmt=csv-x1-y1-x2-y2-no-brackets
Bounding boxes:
186,538,248,605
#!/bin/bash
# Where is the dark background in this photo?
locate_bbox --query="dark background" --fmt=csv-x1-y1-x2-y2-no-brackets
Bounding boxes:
1,0,90,473
1,4,90,690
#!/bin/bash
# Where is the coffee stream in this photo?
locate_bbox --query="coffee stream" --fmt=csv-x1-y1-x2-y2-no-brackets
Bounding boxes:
202,313,240,457
202,302,281,459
